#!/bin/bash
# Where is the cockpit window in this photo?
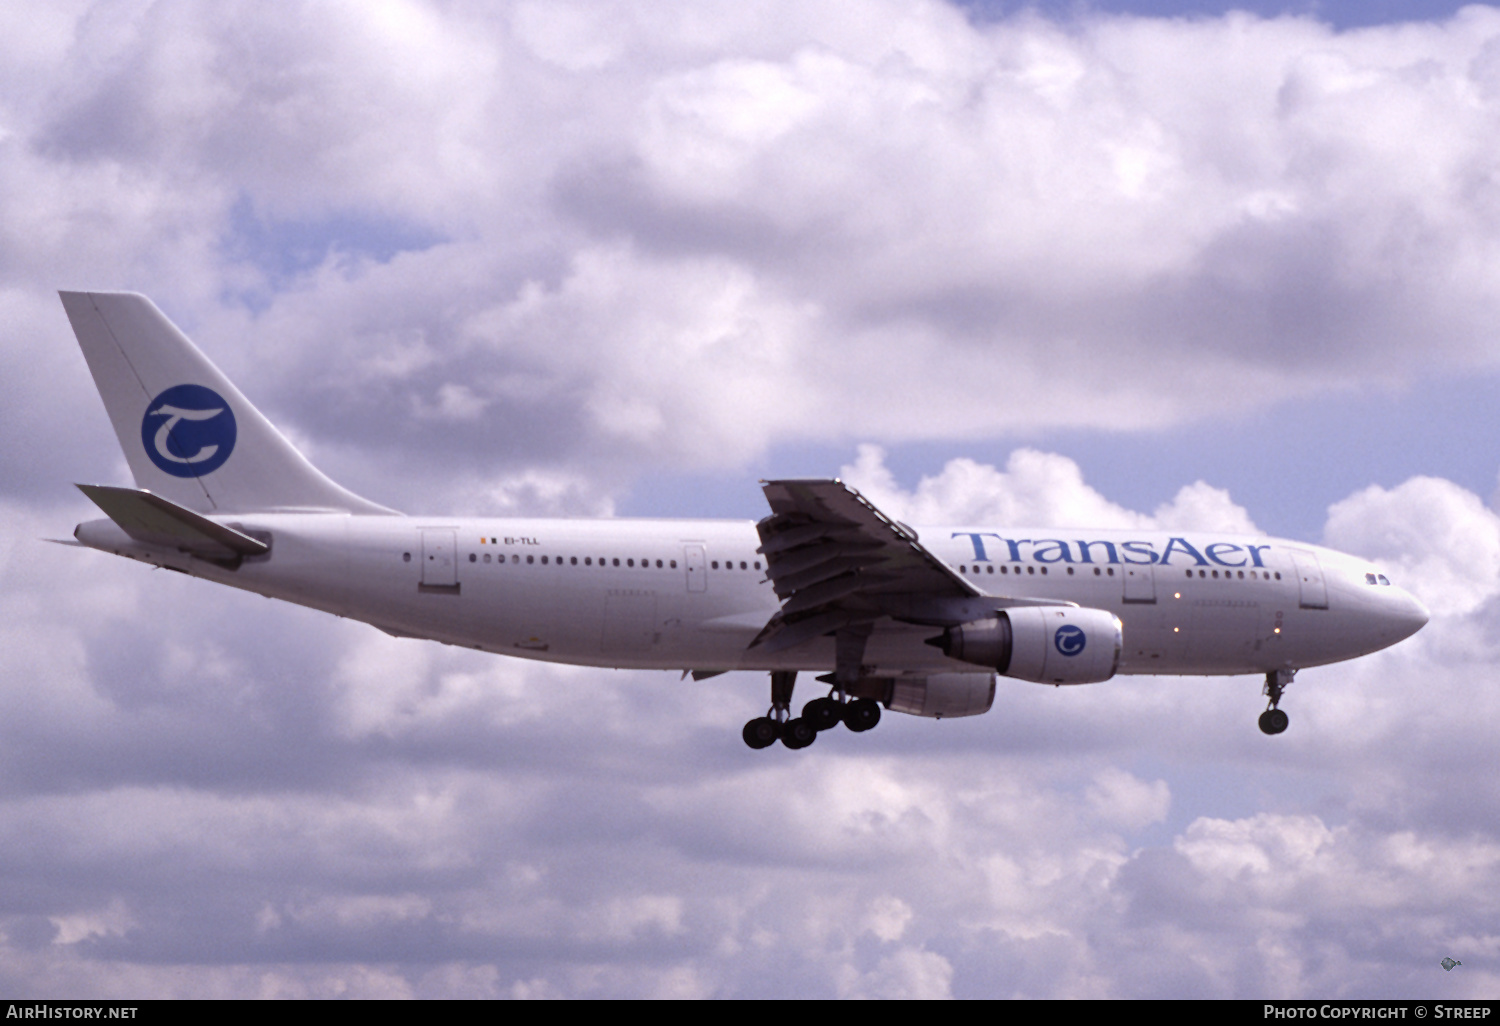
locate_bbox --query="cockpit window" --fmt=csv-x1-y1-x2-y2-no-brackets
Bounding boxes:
1365,573,1378,585
1378,574,1391,585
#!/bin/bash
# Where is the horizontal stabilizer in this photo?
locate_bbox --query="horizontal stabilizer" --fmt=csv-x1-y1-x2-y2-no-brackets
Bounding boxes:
77,484,268,562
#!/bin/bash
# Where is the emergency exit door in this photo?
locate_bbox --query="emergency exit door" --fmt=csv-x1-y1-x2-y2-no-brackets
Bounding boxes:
420,529,459,593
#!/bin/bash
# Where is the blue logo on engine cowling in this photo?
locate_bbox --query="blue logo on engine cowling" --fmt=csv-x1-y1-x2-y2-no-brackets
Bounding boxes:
140,384,237,478
1054,624,1086,657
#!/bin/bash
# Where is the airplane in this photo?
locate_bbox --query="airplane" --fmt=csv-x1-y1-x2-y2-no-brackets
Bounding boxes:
58,291,1430,750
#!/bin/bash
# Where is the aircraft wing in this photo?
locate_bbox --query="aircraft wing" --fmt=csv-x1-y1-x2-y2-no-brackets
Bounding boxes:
751,479,1070,653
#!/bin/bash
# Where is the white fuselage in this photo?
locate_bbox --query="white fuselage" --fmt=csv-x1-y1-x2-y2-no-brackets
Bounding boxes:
75,513,1431,681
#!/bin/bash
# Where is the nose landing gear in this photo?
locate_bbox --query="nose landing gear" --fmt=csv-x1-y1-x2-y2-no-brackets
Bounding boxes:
1258,708,1289,735
1259,669,1295,735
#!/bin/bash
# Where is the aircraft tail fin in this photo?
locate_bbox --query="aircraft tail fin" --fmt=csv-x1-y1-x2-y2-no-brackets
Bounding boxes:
60,291,396,515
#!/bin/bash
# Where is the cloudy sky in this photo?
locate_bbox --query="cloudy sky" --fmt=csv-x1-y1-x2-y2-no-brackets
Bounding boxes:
3,0,1500,999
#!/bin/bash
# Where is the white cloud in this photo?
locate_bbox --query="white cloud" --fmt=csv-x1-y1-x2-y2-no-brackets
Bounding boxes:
1086,767,1171,832
1324,476,1500,616
838,946,955,999
841,443,1260,533
581,895,686,942
862,894,914,943
842,443,1145,528
1151,481,1261,535
50,899,135,947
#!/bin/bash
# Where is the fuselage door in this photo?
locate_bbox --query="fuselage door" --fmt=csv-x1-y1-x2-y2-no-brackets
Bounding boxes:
421,529,458,588
684,544,707,592
1291,550,1328,609
1122,564,1156,603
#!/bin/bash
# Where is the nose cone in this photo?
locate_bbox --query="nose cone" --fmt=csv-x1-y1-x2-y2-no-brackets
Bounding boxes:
1386,590,1430,644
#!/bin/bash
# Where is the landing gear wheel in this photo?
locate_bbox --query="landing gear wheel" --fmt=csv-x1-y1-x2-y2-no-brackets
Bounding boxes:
843,698,881,733
743,717,780,749
1258,708,1289,735
1259,669,1295,736
781,718,817,749
803,697,843,732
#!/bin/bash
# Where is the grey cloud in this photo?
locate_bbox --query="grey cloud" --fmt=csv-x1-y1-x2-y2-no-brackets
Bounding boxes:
10,3,1500,510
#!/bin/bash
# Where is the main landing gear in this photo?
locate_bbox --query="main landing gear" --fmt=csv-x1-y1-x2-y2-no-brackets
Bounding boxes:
1258,669,1295,735
742,628,882,751
741,670,884,750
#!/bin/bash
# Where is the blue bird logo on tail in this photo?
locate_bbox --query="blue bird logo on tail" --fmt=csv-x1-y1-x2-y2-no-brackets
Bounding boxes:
141,384,237,477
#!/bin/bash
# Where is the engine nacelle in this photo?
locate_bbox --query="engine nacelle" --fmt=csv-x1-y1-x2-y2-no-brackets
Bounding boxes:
933,606,1122,685
844,673,996,718
885,672,996,719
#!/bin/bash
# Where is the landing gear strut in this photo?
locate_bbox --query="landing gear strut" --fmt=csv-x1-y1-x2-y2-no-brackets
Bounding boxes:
1259,669,1295,735
831,626,880,733
741,627,882,750
742,670,806,750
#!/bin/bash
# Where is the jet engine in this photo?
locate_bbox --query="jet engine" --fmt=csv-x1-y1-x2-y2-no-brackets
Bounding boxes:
884,672,996,718
837,672,995,719
930,606,1122,685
